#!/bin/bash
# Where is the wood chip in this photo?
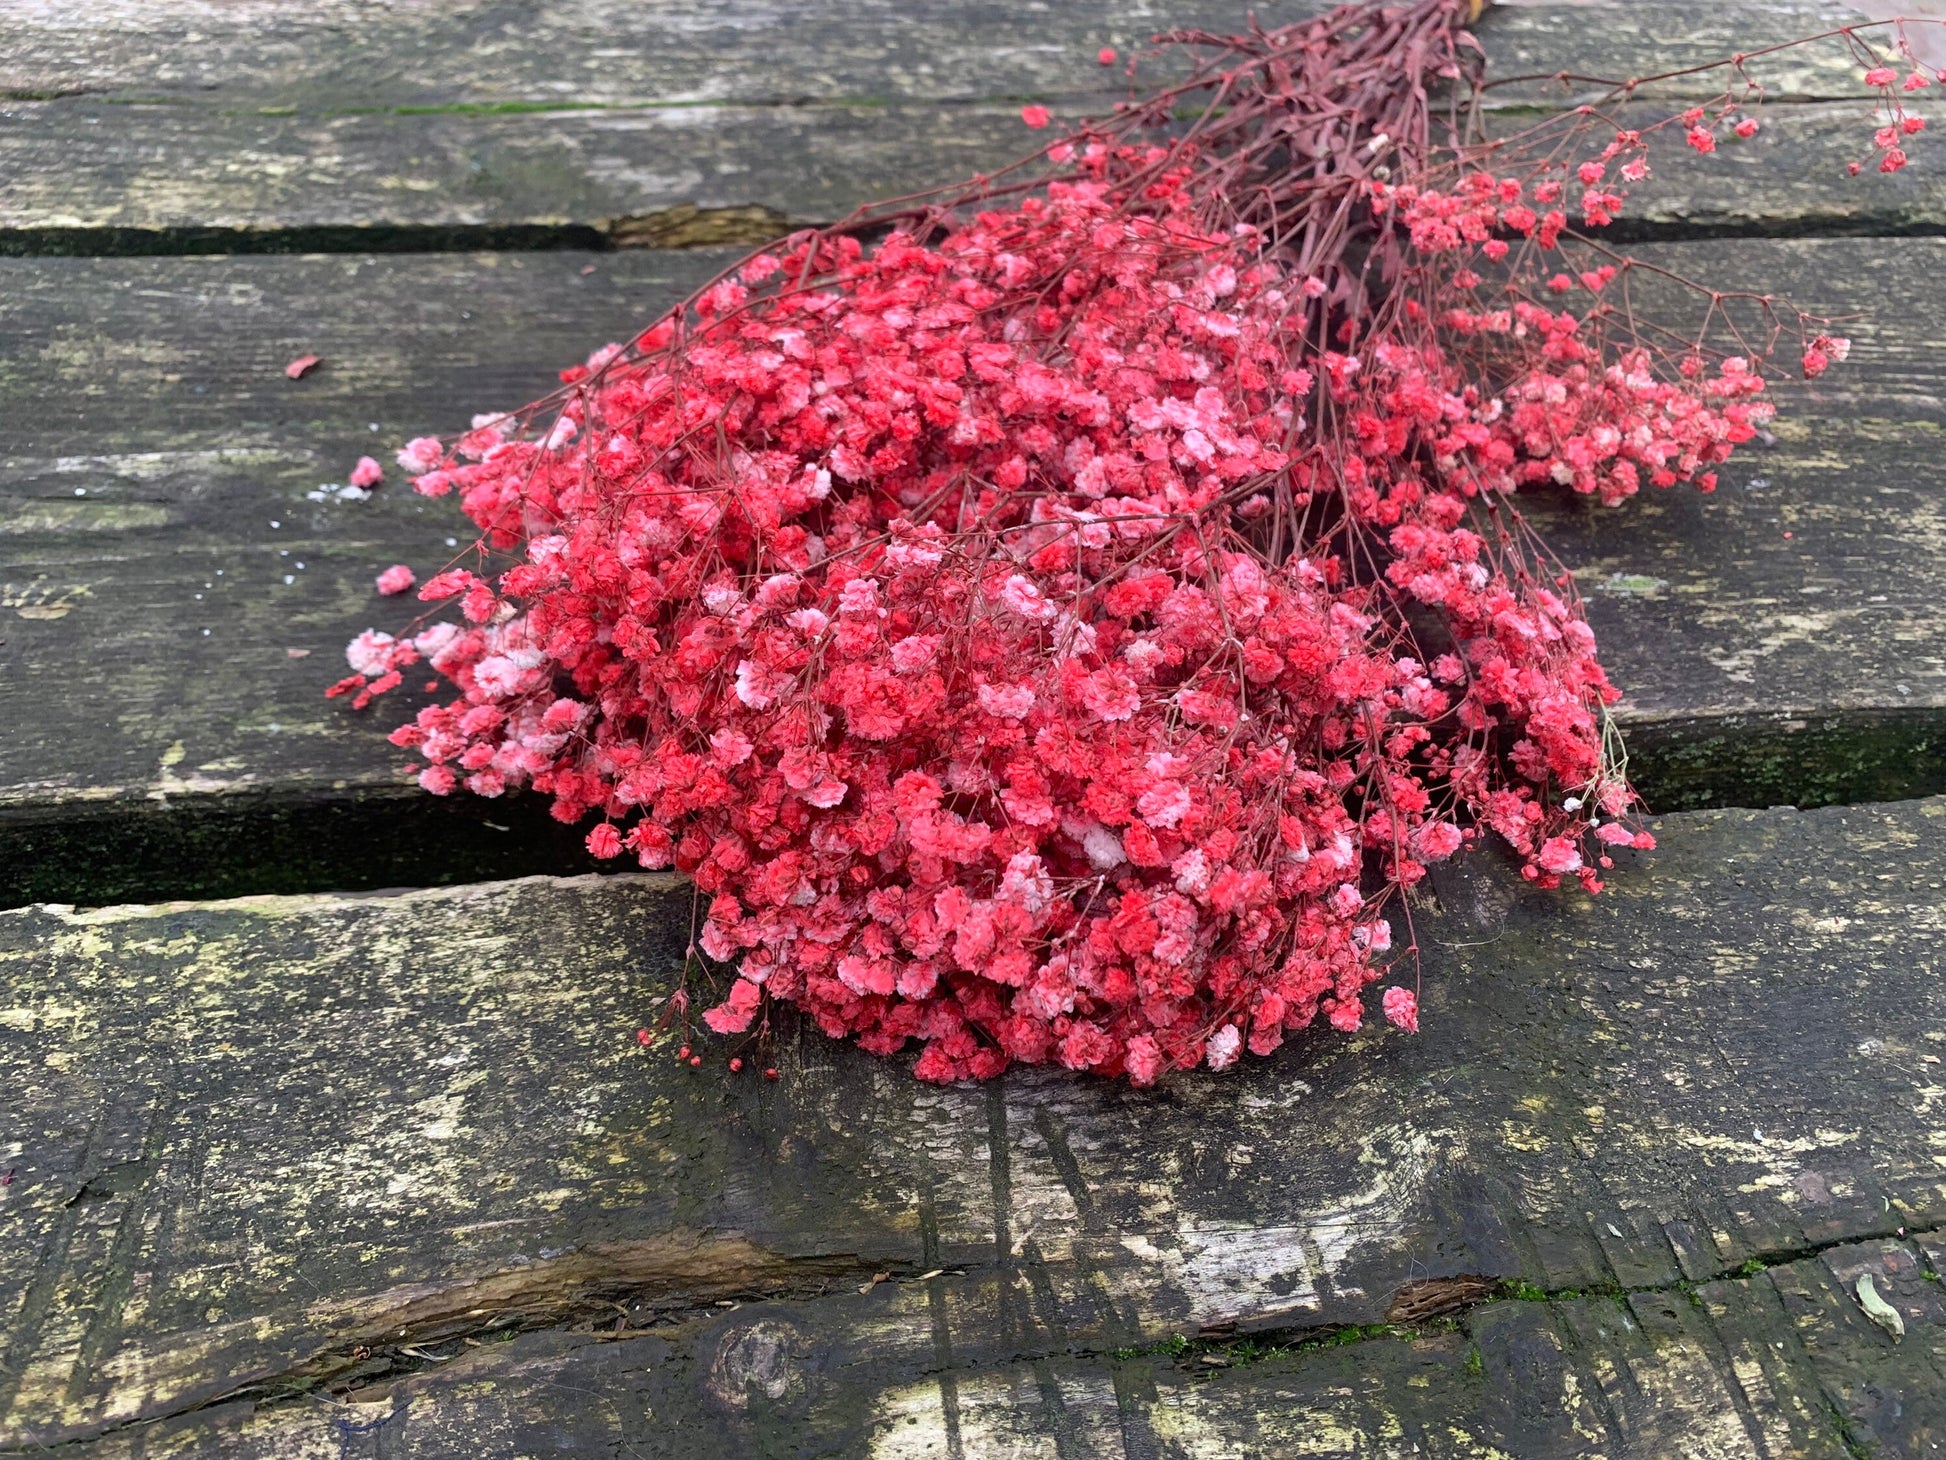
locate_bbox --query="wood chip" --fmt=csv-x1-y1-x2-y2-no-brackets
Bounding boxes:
1856,1272,1905,1339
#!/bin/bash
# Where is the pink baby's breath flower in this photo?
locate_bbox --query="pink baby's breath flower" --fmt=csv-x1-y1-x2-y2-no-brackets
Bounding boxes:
890,635,938,673
345,629,398,676
703,979,762,1034
1382,987,1419,1033
375,564,416,596
1124,1034,1163,1085
996,573,1055,620
734,659,789,709
349,456,384,489
1204,1025,1242,1071
1414,821,1464,861
1021,104,1052,129
977,682,1037,720
1078,667,1141,722
397,436,444,473
1135,780,1191,828
1537,836,1583,875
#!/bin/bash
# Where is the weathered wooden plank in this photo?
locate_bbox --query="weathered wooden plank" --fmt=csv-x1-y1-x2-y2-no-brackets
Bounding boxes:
1481,0,1924,104
0,101,1092,255
3,0,1899,109
4,97,1939,256
0,0,1888,110
3,239,1943,903
0,249,722,904
2,798,1943,1452
0,0,1298,252
0,0,1320,108
37,1253,1939,1458
0,3,1936,251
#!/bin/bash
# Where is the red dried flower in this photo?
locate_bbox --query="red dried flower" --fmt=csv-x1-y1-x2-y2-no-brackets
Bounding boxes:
332,0,1880,1084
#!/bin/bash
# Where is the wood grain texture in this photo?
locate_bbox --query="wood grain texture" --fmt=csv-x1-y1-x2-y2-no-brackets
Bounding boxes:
0,3,1934,250
0,0,1883,108
0,101,1086,253
30,1250,1946,1458
2,798,1943,1453
0,0,1321,108
5,98,1943,255
2,239,1943,902
0,249,723,903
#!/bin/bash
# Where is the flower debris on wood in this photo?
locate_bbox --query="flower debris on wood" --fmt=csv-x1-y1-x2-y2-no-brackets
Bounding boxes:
332,0,1928,1083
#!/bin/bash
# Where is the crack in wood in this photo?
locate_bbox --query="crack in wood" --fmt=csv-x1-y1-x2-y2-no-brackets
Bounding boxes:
0,1237,895,1454
9,1210,1935,1456
10,203,1946,263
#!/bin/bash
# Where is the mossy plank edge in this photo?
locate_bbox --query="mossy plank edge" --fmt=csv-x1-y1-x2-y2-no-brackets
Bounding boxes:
2,798,1945,1449
0,2,1883,113
3,239,1944,901
1,94,1942,249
